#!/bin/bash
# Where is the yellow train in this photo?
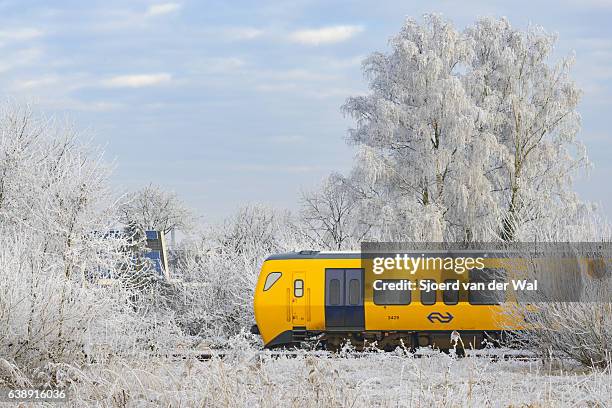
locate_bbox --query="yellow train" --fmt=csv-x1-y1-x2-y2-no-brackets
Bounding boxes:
252,250,522,351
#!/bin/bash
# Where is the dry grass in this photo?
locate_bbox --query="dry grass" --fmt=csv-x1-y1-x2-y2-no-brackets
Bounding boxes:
4,346,608,408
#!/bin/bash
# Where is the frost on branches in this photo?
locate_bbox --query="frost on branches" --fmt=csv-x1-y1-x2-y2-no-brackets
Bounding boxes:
339,15,592,242
172,205,308,340
119,184,196,237
0,103,147,375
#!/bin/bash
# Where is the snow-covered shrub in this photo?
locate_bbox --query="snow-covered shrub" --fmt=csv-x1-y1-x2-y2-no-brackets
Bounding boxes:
171,205,309,342
502,239,612,368
509,301,611,369
0,103,179,379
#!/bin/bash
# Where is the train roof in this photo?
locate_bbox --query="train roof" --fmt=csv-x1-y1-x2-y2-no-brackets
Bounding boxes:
265,251,361,261
264,244,611,261
265,249,514,261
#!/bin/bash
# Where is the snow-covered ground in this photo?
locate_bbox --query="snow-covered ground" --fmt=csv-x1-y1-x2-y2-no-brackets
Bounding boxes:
46,347,610,407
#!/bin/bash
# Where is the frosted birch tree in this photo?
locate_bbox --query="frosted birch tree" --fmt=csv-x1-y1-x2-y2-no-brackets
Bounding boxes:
299,174,371,250
119,184,195,237
341,14,589,242
465,18,587,240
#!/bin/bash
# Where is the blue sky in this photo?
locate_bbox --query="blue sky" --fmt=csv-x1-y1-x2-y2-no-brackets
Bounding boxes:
1,0,611,221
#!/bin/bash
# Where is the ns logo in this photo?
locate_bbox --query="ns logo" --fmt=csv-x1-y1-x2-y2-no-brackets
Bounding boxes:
427,312,454,323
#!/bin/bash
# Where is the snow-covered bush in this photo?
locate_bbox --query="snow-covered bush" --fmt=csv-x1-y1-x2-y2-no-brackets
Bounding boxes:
508,301,612,369
0,103,181,380
171,205,309,342
502,240,612,368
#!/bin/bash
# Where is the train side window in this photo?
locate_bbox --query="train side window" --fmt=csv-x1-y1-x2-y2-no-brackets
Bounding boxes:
469,268,506,305
443,279,459,305
263,272,282,291
329,279,341,305
420,279,436,305
294,279,304,297
373,279,411,305
348,279,360,305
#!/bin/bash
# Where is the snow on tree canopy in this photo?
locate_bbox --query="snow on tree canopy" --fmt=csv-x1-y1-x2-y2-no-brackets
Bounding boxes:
340,14,590,242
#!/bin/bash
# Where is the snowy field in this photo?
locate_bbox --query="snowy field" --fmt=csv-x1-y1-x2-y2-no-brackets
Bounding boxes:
9,347,605,407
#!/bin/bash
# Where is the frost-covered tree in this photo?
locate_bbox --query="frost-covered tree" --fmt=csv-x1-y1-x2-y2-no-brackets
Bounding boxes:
341,14,589,242
0,102,194,381
119,184,195,236
343,14,480,241
299,174,370,250
0,103,139,370
465,18,586,240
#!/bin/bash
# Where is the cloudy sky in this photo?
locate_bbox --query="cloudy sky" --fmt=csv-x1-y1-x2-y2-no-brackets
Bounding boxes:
1,0,611,220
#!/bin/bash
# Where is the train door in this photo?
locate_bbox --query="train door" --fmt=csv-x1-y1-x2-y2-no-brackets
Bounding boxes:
325,268,364,329
291,271,306,325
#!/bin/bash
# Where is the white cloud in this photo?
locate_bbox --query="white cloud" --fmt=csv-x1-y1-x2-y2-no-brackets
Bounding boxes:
321,55,364,69
307,87,365,99
255,80,364,100
230,163,323,173
564,0,612,9
205,57,245,72
188,57,245,77
13,76,60,90
223,27,263,41
268,135,305,144
101,73,172,88
0,47,42,73
274,69,337,81
289,25,363,45
0,28,44,46
145,3,181,17
72,100,125,112
571,37,612,52
255,83,300,93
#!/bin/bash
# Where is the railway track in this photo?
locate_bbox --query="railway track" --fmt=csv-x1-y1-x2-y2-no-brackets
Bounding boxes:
170,348,542,362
